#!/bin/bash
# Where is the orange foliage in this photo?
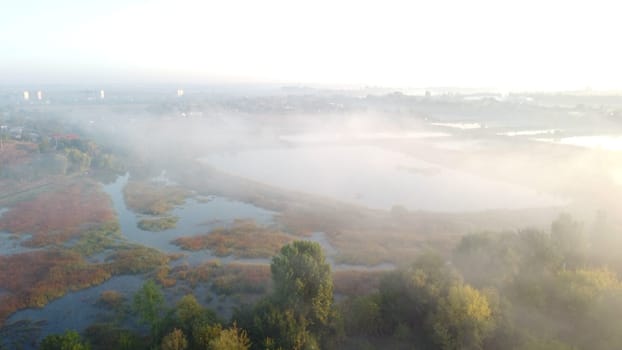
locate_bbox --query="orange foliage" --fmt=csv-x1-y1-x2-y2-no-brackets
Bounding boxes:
0,250,111,326
172,260,221,288
170,261,271,295
155,266,177,288
99,290,125,308
0,142,37,166
0,181,115,247
105,246,170,275
172,220,294,258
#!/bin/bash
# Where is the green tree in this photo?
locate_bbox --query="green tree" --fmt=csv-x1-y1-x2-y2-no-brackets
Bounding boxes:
39,330,90,350
237,242,333,350
342,295,383,336
133,280,165,337
65,148,91,173
176,294,203,330
161,328,188,350
430,284,495,350
240,298,314,350
271,241,333,328
209,323,251,350
175,294,220,347
192,324,223,350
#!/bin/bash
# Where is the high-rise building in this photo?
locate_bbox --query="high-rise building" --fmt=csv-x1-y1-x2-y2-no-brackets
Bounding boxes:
37,91,43,100
100,90,105,99
177,89,184,97
23,91,29,100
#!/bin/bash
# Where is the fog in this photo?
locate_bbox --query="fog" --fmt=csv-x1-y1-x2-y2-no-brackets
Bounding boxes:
5,86,622,349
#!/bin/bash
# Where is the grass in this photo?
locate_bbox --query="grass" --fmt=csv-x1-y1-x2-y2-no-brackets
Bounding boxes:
123,180,189,215
137,216,179,232
69,222,126,257
172,219,294,258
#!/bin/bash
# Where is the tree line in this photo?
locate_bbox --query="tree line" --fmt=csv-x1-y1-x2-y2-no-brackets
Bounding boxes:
27,213,622,349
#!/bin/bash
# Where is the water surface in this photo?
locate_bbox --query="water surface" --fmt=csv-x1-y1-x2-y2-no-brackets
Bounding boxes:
202,145,566,212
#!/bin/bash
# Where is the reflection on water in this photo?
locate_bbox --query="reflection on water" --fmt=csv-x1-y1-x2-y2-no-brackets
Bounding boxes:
279,131,449,144
202,145,565,212
497,129,560,136
102,173,275,255
430,122,482,130
535,135,622,151
6,275,145,349
0,233,39,255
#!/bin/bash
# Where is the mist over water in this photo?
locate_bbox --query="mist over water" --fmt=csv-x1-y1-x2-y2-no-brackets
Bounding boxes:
202,144,566,212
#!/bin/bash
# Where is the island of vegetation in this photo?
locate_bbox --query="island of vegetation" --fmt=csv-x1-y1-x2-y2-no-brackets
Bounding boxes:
172,220,294,258
138,216,179,232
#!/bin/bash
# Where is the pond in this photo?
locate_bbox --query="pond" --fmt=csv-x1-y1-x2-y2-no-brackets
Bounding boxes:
201,145,566,212
3,173,278,348
102,173,276,258
4,275,145,350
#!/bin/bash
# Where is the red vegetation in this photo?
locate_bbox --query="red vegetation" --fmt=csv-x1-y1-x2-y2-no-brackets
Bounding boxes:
172,220,294,258
172,260,222,288
212,263,272,295
105,246,170,275
171,261,271,295
0,142,37,167
98,290,125,309
0,250,111,326
0,181,115,246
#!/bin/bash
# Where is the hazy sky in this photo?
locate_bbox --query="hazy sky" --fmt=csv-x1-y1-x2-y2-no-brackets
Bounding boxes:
1,0,620,90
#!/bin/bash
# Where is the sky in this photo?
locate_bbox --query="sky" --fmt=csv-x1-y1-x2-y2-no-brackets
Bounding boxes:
1,0,621,91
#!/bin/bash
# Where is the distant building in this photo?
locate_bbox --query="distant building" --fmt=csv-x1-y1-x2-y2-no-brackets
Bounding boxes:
100,90,105,99
177,89,184,97
23,91,29,100
37,90,43,100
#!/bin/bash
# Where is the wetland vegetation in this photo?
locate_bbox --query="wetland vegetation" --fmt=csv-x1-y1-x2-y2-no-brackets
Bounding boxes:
138,216,179,232
3,88,622,350
172,220,294,258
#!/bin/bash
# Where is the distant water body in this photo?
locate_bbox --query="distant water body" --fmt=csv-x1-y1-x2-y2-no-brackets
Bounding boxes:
534,135,622,151
201,145,566,212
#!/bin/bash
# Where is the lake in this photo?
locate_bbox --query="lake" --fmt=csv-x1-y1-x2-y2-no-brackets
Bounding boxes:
202,145,566,212
534,135,622,151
